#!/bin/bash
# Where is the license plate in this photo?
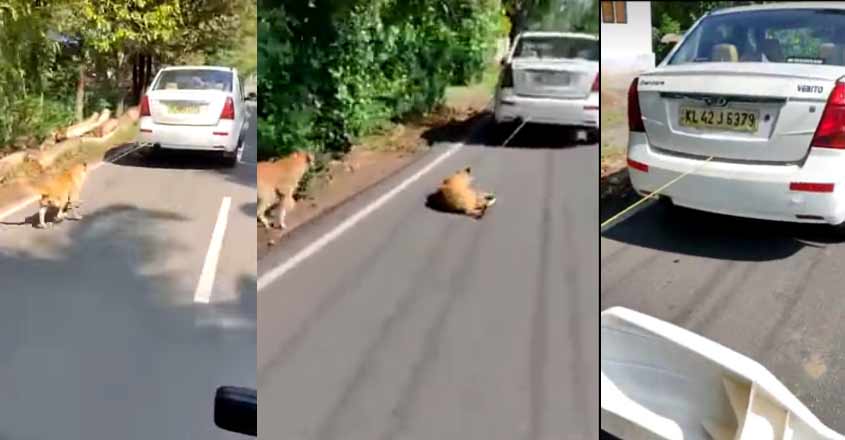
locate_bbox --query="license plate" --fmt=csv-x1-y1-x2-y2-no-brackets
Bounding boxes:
534,72,569,86
168,104,200,114
679,106,759,132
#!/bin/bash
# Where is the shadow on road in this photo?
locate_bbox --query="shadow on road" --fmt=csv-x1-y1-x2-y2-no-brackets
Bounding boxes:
421,111,596,149
106,146,256,190
602,202,844,262
0,203,255,439
240,201,256,218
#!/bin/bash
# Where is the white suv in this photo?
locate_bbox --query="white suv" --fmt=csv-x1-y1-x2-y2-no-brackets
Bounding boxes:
494,31,599,141
628,3,845,231
138,66,248,167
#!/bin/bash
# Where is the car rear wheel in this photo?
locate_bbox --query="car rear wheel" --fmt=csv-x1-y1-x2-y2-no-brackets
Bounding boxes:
222,141,240,168
830,220,845,238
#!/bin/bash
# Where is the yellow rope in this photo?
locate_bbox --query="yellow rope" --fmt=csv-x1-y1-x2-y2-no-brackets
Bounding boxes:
501,118,529,147
601,155,715,229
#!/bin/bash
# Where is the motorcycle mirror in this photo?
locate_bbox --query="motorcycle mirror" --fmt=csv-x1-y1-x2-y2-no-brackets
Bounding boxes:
214,386,256,436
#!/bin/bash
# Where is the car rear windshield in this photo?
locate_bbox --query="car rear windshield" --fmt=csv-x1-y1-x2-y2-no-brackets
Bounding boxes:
513,36,598,61
669,8,845,66
153,69,233,91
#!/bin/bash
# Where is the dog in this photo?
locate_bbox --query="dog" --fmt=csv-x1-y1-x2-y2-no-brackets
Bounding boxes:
427,167,496,219
25,162,89,228
257,151,314,230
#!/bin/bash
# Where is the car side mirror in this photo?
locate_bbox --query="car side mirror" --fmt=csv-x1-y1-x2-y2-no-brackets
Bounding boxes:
214,386,256,436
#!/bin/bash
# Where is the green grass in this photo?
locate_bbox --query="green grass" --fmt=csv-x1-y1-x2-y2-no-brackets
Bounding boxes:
444,63,499,106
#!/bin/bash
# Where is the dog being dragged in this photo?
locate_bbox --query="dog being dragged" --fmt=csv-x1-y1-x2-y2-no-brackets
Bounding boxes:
427,167,496,219
24,162,89,228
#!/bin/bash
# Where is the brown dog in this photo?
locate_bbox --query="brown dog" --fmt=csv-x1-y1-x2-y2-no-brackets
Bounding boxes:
257,151,314,229
25,162,89,228
428,167,496,219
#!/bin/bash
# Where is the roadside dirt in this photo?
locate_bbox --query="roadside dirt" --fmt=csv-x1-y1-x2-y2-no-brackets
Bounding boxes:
601,74,635,203
0,123,139,219
257,96,492,259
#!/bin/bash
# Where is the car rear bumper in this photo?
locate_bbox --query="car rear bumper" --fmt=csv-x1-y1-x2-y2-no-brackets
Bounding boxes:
138,117,238,153
494,89,599,128
628,132,845,225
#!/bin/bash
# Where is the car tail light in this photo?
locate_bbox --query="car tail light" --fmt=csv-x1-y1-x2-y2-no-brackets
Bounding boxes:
811,81,845,149
501,63,514,88
592,75,599,92
220,97,235,120
628,77,645,133
789,182,835,193
139,95,151,117
627,158,649,173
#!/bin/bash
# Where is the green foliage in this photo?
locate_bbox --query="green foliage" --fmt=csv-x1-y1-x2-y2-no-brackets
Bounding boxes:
0,1,72,148
539,0,598,35
502,0,597,36
206,0,257,75
0,0,251,151
258,0,500,159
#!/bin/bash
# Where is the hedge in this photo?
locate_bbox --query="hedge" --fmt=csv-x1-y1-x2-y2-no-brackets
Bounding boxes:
257,0,501,159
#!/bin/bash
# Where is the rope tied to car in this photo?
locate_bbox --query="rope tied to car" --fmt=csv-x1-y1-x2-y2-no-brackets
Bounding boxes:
601,155,715,231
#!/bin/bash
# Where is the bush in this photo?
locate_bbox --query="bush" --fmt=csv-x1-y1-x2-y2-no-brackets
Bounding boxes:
257,0,500,160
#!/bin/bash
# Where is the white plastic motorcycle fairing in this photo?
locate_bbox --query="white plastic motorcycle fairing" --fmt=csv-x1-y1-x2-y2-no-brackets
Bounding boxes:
601,307,844,440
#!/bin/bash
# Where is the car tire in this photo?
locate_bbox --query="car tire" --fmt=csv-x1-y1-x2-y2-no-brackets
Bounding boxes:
223,138,242,168
830,220,845,238
586,128,599,144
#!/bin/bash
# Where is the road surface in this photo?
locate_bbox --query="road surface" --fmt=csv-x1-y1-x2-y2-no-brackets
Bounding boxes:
258,123,599,439
0,105,257,439
602,202,845,431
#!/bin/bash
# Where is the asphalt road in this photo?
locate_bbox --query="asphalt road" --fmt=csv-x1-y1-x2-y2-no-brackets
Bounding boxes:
0,105,257,439
601,202,845,431
258,123,599,439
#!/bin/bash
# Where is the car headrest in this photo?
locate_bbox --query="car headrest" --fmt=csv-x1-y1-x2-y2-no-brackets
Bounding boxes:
711,44,738,62
761,38,785,62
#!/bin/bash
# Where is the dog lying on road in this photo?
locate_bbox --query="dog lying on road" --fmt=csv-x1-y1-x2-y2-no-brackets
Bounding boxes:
427,167,496,219
24,162,89,228
257,151,314,230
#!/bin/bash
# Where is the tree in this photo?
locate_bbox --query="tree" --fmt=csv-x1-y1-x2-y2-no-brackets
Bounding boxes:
502,0,597,38
64,0,246,110
503,0,558,40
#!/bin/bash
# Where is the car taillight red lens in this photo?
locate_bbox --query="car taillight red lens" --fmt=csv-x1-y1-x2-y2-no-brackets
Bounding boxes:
627,158,649,173
139,95,151,117
811,81,845,149
501,64,514,88
220,97,235,120
627,77,645,133
592,75,599,92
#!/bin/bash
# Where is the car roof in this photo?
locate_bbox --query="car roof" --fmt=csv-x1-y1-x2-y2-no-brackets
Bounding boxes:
159,65,235,72
711,2,845,16
519,31,598,41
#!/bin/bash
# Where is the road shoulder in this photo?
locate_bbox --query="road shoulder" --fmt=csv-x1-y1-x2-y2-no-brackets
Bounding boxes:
257,109,493,259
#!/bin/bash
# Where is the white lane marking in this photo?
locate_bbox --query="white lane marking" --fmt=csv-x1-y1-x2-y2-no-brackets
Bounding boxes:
0,143,145,222
194,196,232,303
258,144,461,292
0,195,39,222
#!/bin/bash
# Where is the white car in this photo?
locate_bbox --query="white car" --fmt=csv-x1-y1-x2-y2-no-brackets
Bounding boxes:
138,66,249,167
494,31,599,142
628,3,845,232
